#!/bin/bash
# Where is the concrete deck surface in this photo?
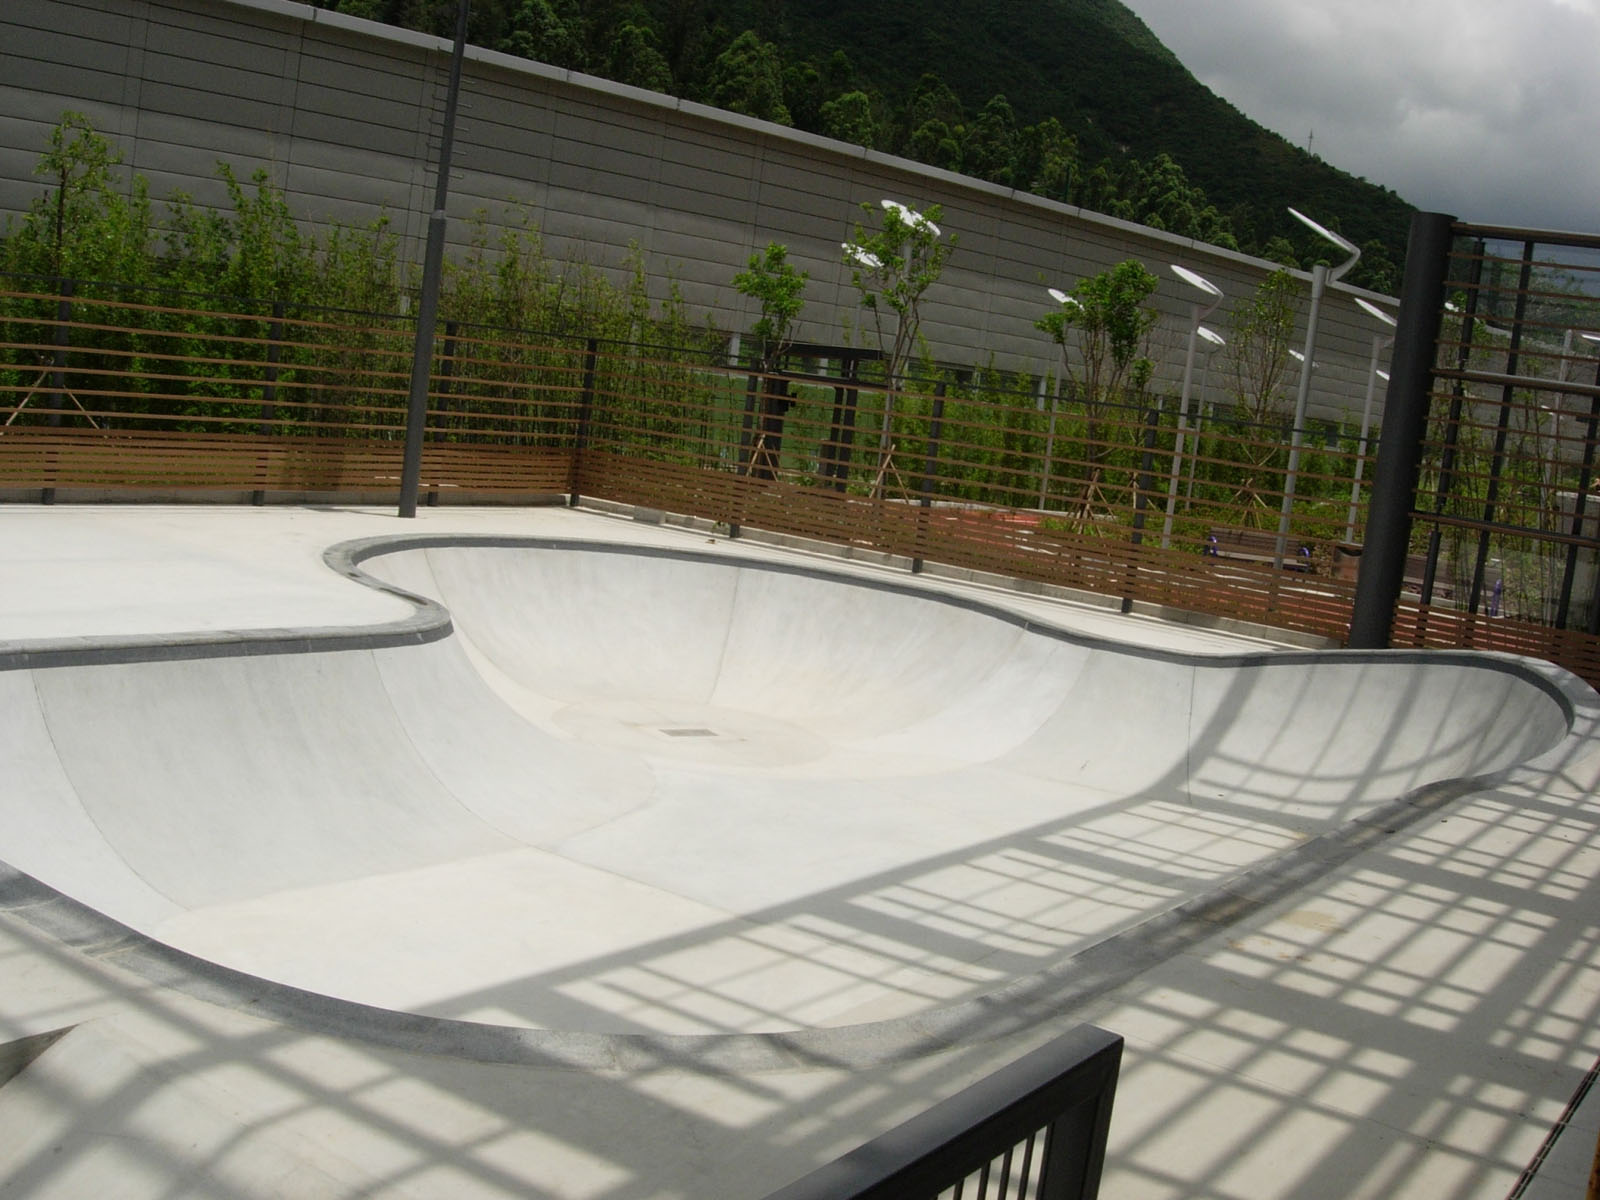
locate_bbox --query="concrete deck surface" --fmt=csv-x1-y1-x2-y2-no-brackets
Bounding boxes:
0,502,1596,1199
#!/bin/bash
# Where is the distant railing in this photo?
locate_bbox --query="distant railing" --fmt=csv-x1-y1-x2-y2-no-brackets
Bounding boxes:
762,1026,1122,1200
6,270,1600,686
1351,216,1600,684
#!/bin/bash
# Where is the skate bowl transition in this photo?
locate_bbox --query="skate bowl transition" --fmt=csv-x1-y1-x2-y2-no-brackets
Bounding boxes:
0,534,1590,1065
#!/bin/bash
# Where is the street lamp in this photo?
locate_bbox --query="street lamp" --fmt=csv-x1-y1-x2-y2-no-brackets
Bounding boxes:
1162,264,1224,548
1185,326,1226,504
1040,287,1081,507
1275,207,1360,566
842,244,882,271
882,198,941,238
1345,297,1396,543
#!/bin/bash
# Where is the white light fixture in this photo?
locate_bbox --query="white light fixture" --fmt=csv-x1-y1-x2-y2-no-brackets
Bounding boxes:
1171,263,1223,298
881,198,940,238
1288,207,1360,280
1354,297,1397,327
842,243,882,271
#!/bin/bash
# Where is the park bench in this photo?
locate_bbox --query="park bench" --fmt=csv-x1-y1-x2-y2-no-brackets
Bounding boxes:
1204,527,1313,571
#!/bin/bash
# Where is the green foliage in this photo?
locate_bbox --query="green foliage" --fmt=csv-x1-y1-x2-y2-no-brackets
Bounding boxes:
497,0,586,69
1037,259,1159,407
707,30,791,124
842,199,952,388
962,95,1017,186
0,112,718,444
1225,268,1298,425
819,90,879,147
1035,259,1158,515
842,198,953,495
1217,268,1300,522
1014,118,1078,202
731,241,807,369
1,111,153,285
604,21,674,92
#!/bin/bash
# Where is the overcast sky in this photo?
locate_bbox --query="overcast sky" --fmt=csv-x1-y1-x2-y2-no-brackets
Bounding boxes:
1117,0,1600,235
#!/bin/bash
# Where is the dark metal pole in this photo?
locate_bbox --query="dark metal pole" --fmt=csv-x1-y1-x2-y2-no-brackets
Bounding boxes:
42,277,74,504
252,299,284,507
1466,240,1536,614
911,380,946,574
1560,354,1600,629
1419,241,1485,608
567,336,598,507
1349,212,1456,649
398,0,469,518
1122,404,1161,614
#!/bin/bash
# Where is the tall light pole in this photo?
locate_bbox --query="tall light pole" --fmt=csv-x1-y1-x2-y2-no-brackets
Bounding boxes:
398,0,470,519
1162,264,1223,548
1185,325,1226,504
1275,207,1359,566
1041,286,1081,508
1344,297,1396,543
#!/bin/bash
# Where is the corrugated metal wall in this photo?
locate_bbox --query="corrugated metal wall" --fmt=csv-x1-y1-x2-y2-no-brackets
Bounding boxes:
0,0,1398,421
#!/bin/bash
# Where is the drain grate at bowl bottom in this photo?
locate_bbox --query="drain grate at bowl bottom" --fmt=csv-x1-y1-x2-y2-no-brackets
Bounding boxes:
660,727,718,738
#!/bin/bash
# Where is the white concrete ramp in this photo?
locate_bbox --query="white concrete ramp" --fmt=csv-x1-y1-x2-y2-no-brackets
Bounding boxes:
3,508,1598,1200
0,536,1578,1037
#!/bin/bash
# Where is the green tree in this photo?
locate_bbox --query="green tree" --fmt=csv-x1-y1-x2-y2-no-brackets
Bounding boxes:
732,241,807,477
604,22,673,92
707,30,791,124
8,111,153,283
842,199,953,496
963,95,1018,186
496,0,585,69
1221,267,1299,522
1015,117,1078,202
1260,236,1300,268
906,118,964,172
783,61,823,131
1351,239,1398,294
819,90,878,147
732,241,807,371
1035,259,1158,517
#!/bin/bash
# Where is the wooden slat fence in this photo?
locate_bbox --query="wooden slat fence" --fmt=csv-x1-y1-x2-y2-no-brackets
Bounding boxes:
6,274,1600,688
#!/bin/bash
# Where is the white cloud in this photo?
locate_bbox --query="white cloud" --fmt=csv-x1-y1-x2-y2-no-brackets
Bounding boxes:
1120,0,1600,232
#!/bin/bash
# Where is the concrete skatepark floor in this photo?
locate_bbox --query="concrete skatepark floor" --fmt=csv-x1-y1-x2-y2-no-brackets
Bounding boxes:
0,503,1597,1199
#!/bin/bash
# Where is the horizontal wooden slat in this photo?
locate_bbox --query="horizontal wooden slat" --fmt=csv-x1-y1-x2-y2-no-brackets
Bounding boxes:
7,283,1600,689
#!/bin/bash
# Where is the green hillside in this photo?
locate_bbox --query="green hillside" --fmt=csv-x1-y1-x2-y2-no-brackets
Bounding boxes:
327,0,1413,291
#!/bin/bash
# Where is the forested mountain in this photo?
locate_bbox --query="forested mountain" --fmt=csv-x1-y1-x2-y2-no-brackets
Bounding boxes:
318,0,1413,292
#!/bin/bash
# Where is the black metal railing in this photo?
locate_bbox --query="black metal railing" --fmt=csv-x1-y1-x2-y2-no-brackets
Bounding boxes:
1351,214,1600,681
762,1026,1122,1200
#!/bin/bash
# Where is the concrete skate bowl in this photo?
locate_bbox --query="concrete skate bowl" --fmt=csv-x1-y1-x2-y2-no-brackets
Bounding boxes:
0,534,1589,1068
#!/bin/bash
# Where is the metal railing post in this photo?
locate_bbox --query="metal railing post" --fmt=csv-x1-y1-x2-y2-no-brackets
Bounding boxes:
1349,212,1456,649
43,277,74,504
252,299,285,506
1418,241,1485,611
568,336,598,508
1465,240,1536,617
426,320,458,506
1123,404,1161,614
911,380,946,574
